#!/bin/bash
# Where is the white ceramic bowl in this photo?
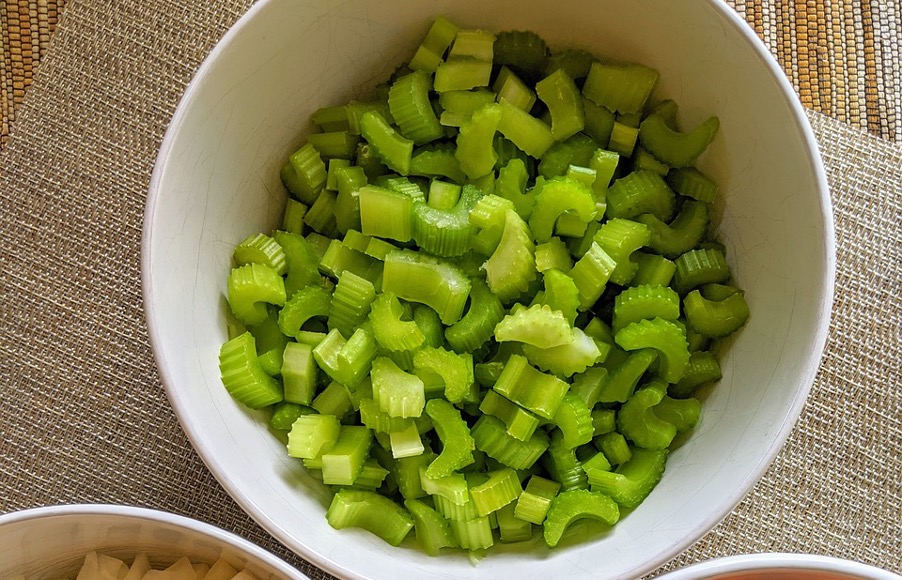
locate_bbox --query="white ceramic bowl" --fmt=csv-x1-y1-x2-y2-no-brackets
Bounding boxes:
0,504,307,579
658,554,902,580
143,0,835,579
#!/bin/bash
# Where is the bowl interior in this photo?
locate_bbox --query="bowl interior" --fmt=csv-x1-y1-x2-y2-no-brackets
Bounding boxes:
143,0,833,578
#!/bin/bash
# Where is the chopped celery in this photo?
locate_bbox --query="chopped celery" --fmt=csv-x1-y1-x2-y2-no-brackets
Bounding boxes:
583,61,659,114
521,327,602,377
515,475,561,524
326,489,414,546
615,318,689,384
478,389,541,442
542,489,620,548
617,380,677,450
382,249,471,325
492,354,570,420
405,498,458,555
528,176,597,243
371,357,425,418
424,399,476,478
496,502,533,543
536,69,585,141
287,414,341,459
322,425,373,485
472,415,550,470
445,279,505,354
469,468,522,516
494,304,573,349
684,288,750,338
638,113,720,168
456,103,501,179
413,347,474,404
587,448,667,508
227,263,287,326
483,209,537,303
219,332,283,409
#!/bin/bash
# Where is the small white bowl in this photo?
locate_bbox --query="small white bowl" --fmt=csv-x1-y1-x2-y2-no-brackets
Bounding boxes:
143,0,835,578
0,505,307,579
658,554,902,580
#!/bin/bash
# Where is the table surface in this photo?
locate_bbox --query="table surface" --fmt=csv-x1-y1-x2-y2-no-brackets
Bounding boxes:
0,1,900,579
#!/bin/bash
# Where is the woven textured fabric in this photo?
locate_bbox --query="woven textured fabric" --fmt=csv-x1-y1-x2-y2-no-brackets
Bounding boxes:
0,1,899,579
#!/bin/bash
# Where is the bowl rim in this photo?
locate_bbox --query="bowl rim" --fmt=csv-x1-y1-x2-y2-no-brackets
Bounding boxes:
0,504,308,579
141,0,836,578
656,553,901,580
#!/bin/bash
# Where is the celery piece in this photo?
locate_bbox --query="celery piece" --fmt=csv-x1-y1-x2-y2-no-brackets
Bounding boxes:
541,268,580,325
409,147,467,183
328,270,376,339
282,198,308,235
597,348,656,403
542,489,620,548
369,293,425,353
446,29,493,60
303,189,339,237
469,193,516,255
410,16,458,72
683,289,750,338
522,327,602,378
639,113,720,168
359,110,413,175
410,307,442,350
653,395,701,432
404,498,458,556
413,347,474,404
497,99,555,159
670,350,722,398
427,179,462,210
607,169,675,222
420,467,470,506
312,105,350,132
390,422,426,459
528,176,597,244
371,356,425,418
471,415,550,470
358,185,414,243
493,29,549,83
496,158,534,219
248,309,289,376
456,103,501,179
382,249,471,325
583,61,659,114
593,218,651,285
589,148,619,214
583,316,615,345
492,354,569,420
281,142,327,204
550,393,594,449
545,48,594,79
637,199,709,259
326,489,414,546
287,414,341,459
673,247,730,295
364,236,398,261
269,401,315,431
273,231,322,299
233,233,287,276
483,209,537,303
587,448,667,508
543,431,588,491
617,381,677,450
595,432,632,466
613,284,681,334
565,219,601,260
349,457,391,490
535,238,573,273
319,239,382,285
582,97,616,147
389,71,443,145
334,165,368,235
478,389,540,442
434,57,493,92
424,398,476,477
470,468,522,517
631,253,676,287
450,516,494,550
358,397,414,434
571,367,609,409
581,450,612,475
445,279,505,354
346,101,393,136
667,167,718,203
632,147,670,177
219,332,283,409
608,121,639,157
536,68,585,141
315,327,376,388
569,242,617,310
327,159,351,191
309,131,361,160
496,502,532,543
515,475,561,525
322,425,372,485
377,175,426,202
494,304,573,349
538,133,598,180
615,318,689,384
395,452,435,499
281,341,317,405
440,89,496,117
311,380,353,418
277,285,332,339
227,263,286,326
493,66,536,111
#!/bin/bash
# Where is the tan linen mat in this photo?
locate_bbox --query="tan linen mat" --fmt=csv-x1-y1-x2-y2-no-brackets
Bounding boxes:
0,1,900,578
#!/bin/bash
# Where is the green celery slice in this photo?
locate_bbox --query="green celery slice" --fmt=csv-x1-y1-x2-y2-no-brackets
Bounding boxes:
528,176,597,243
388,70,443,145
593,218,651,285
420,468,470,506
636,199,709,259
328,270,376,339
233,233,287,276
382,249,472,325
389,422,426,459
371,356,426,418
587,448,667,508
456,103,501,179
269,401,315,431
281,142,326,204
434,57,493,92
493,30,549,84
281,198,308,235
287,414,341,459
359,110,413,175
404,498,458,556
492,354,570,420
478,389,540,442
413,347,475,404
514,475,561,525
409,16,458,72
569,242,617,310
613,284,681,334
543,489,620,548
449,516,494,550
273,231,322,298
469,468,522,517
277,285,332,339
670,350,722,398
673,247,731,295
483,209,537,303
496,502,533,543
535,238,573,273
683,289,750,338
583,61,659,114
471,415,550,470
536,68,585,141
638,113,720,167
521,327,603,378
631,252,676,287
606,169,675,221
311,381,354,418
595,431,632,466
543,431,587,491
445,279,505,354
322,425,373,485
615,318,689,384
219,332,283,409
617,380,677,450
494,304,573,349
497,99,555,158
550,392,594,449
493,66,536,111
424,398,476,478
667,167,718,203
541,268,580,325
227,263,287,326
281,341,317,405
326,489,414,546
570,367,609,409
598,348,657,403
653,394,701,432
358,185,415,243
368,293,425,353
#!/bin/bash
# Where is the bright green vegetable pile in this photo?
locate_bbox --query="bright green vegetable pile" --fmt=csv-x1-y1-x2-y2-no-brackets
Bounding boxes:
218,16,750,555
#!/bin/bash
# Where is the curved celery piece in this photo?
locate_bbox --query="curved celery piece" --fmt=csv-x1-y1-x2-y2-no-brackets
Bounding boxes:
371,356,425,418
322,425,373,485
234,233,287,276
537,133,598,180
546,48,594,80
606,169,675,221
412,184,481,257
359,110,413,175
427,179,462,210
617,380,677,450
423,399,476,477
613,284,681,334
551,393,594,449
309,132,360,161
492,354,570,420
389,422,425,459
494,304,573,349
670,350,722,398
593,218,651,285
456,103,501,179
632,147,670,176
326,489,414,546
218,332,283,409
615,318,690,384
388,71,443,145
493,66,536,111
470,468,523,517
638,113,720,168
435,57,493,92
409,147,467,183
536,238,573,273
497,99,555,158
542,489,620,548
667,167,717,203
631,253,676,287
227,263,286,326
515,475,561,524
277,285,332,339
333,165,367,235
445,279,505,354
314,327,376,389
569,242,617,310
521,327,602,378
358,185,415,243
269,401,315,431
412,305,443,349
542,268,580,325
528,176,597,244
248,309,289,376
469,194,516,255
319,238,381,284
395,452,435,499
570,367,609,409
587,448,667,508
583,61,659,114
673,247,731,295
653,394,701,432
595,431,632,466
543,431,587,491
536,68,585,141
287,414,341,459
404,498,458,556
359,398,414,434
493,29,549,83
636,199,709,259
582,97,616,147
414,347,475,405
684,289,750,338
478,389,540,442
328,270,376,339
381,250,471,325
496,502,532,543
471,415,550,470
483,209,537,303
281,142,327,204
591,408,616,437
409,16,458,72
368,293,425,353
282,198,308,235
598,348,658,403
304,189,339,237
496,157,534,219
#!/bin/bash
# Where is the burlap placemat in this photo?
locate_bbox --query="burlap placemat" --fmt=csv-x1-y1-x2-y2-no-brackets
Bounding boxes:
0,1,899,578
